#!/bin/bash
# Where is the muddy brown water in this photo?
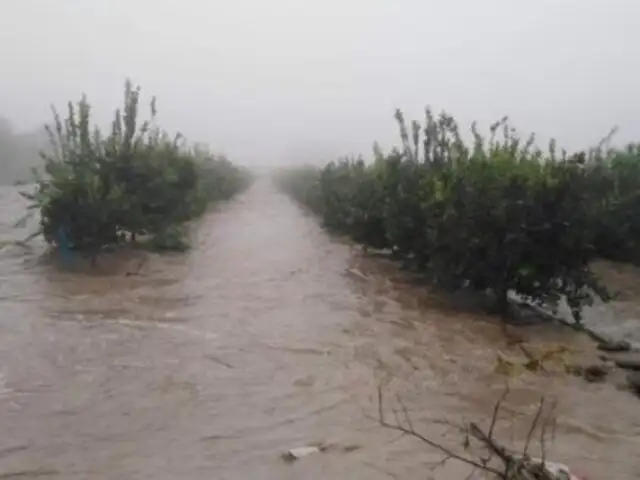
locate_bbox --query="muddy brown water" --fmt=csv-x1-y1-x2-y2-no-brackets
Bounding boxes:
0,181,639,479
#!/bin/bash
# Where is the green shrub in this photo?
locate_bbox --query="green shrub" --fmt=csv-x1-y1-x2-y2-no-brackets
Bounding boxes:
273,165,325,215
584,143,640,264
276,108,609,322
320,157,388,248
21,80,251,254
197,151,253,204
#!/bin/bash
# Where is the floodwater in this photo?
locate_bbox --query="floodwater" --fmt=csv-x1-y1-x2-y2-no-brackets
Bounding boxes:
0,180,639,479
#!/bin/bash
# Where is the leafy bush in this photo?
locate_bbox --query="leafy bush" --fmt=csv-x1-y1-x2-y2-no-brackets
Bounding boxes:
196,150,253,205
273,165,325,215
274,160,388,247
276,109,611,322
584,143,640,264
320,157,388,248
21,80,251,254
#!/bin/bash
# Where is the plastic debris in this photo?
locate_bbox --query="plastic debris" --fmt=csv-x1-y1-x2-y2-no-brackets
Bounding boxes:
283,446,321,461
522,457,588,480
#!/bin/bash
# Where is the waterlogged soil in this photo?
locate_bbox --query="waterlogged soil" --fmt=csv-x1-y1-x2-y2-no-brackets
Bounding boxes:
0,181,639,479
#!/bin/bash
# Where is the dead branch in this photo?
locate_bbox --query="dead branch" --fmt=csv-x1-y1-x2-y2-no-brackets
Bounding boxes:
377,386,503,476
523,397,545,457
375,384,573,480
489,385,511,441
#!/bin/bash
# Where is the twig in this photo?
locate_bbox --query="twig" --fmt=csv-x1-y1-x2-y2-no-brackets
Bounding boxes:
549,405,558,447
540,399,557,467
376,386,503,476
468,422,510,463
204,354,234,369
380,418,502,476
391,406,403,431
478,386,510,468
540,417,547,468
488,385,510,440
426,454,453,471
376,384,565,480
523,397,545,458
125,255,148,276
396,394,415,432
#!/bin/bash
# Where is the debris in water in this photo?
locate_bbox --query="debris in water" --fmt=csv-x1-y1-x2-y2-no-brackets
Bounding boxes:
281,442,361,463
582,363,611,383
494,345,572,377
292,375,316,387
345,268,369,281
597,339,631,353
376,385,591,480
494,352,521,376
565,362,611,383
282,446,322,462
516,457,586,480
203,354,234,369
627,371,640,395
610,352,640,370
340,444,362,453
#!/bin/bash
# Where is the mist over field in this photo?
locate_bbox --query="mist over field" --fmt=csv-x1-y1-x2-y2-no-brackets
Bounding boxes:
1,0,640,180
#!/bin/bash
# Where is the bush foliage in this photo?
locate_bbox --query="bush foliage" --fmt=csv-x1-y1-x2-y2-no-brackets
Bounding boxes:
586,142,640,263
21,80,251,253
274,109,637,322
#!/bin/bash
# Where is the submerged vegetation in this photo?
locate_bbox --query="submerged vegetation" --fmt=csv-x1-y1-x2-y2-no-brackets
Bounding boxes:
274,109,640,322
19,80,251,254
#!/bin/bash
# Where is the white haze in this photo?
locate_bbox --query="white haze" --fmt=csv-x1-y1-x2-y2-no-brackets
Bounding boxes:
1,0,639,166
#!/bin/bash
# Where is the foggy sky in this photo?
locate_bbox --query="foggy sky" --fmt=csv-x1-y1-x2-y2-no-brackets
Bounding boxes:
1,0,639,165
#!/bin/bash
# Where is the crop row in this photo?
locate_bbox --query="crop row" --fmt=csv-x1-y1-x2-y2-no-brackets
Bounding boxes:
274,109,640,322
19,81,252,255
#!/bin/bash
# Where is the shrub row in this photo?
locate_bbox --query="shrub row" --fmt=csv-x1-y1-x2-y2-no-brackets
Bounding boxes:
21,81,251,254
273,109,640,322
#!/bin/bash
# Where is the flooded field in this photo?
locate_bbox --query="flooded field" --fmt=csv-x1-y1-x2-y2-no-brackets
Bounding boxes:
0,181,639,479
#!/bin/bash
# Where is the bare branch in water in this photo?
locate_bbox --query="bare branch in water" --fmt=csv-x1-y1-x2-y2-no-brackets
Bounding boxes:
523,397,545,457
375,384,567,479
376,385,503,476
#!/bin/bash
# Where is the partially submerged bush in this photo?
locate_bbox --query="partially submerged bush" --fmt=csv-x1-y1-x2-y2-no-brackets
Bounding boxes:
21,80,251,254
276,109,610,321
584,143,640,264
273,165,325,215
196,151,253,205
320,157,388,248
